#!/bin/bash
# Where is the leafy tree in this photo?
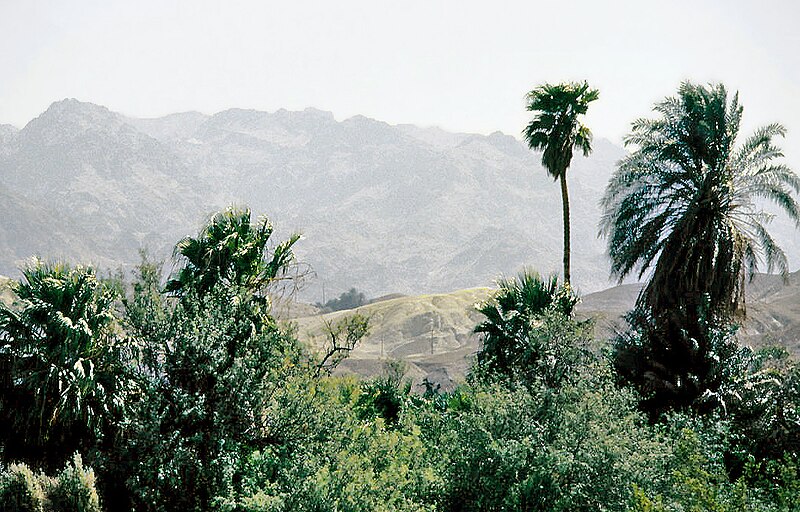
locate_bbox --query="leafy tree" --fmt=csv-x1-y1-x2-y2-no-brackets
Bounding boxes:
0,260,123,470
315,312,370,377
474,270,580,384
600,82,800,413
428,354,671,511
315,287,366,312
523,81,599,285
125,279,308,512
120,207,312,511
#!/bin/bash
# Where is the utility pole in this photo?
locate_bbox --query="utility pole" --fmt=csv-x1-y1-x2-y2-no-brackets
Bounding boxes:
430,319,434,355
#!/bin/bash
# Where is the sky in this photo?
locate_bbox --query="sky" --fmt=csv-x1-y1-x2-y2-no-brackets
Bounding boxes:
2,0,800,164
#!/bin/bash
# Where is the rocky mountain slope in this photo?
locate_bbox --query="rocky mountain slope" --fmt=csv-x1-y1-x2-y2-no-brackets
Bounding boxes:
1,99,626,300
2,99,799,302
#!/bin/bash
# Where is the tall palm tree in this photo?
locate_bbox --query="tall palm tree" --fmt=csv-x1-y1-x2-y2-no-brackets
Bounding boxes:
524,81,599,285
601,81,800,318
600,82,800,413
165,206,300,299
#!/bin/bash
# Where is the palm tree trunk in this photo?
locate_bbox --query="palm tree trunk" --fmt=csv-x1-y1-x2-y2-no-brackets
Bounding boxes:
560,173,571,285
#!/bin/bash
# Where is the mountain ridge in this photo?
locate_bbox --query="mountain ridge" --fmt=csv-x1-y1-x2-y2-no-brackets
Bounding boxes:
2,99,798,302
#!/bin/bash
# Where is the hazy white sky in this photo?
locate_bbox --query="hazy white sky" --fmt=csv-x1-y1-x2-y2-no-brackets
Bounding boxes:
2,0,800,159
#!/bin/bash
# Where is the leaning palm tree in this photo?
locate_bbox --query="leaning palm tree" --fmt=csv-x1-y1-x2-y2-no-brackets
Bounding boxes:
600,81,800,413
524,81,599,285
601,81,800,318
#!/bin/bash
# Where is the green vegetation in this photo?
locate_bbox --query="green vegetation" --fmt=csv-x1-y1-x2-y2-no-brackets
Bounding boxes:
601,81,800,415
0,260,123,471
473,270,581,383
1,81,799,510
523,81,599,285
165,205,300,302
0,455,101,512
315,287,367,313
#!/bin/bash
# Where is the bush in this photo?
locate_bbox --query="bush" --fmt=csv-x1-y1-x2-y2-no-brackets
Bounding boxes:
216,376,440,512
428,306,670,512
315,287,367,313
47,454,101,512
425,368,671,512
0,463,45,512
357,361,412,426
0,456,102,512
725,347,800,464
612,301,749,417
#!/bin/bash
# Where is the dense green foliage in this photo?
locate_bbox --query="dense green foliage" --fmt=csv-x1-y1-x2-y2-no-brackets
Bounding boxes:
0,455,101,512
0,261,124,471
474,270,580,382
1,212,798,512
523,81,599,284
0,463,44,512
2,80,800,510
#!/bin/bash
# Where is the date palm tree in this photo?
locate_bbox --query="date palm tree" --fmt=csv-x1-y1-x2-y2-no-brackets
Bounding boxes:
600,82,800,413
524,81,599,285
601,81,800,318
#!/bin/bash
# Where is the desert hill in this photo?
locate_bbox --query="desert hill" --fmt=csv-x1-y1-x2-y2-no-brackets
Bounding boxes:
291,271,800,387
0,276,12,306
292,288,491,388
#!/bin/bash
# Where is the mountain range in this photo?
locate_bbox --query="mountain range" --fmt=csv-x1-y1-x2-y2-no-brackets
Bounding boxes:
2,99,799,301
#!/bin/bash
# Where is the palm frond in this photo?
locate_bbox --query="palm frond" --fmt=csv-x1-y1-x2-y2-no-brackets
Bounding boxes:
601,81,800,317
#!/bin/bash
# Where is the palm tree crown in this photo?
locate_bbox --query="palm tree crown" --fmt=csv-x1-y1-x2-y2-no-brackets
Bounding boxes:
475,269,578,382
165,206,300,299
0,259,120,468
523,81,599,180
601,81,800,318
524,81,599,285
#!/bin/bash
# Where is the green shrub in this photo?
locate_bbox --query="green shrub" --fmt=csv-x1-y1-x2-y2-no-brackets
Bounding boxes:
0,463,45,512
357,360,412,426
47,454,101,512
474,270,581,385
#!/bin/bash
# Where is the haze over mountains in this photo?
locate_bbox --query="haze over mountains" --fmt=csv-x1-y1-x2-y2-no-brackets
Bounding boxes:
2,99,799,301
